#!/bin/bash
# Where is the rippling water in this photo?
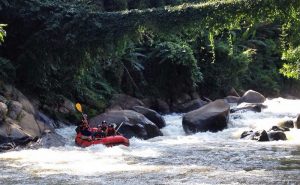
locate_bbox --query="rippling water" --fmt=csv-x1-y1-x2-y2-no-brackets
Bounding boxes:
0,98,300,185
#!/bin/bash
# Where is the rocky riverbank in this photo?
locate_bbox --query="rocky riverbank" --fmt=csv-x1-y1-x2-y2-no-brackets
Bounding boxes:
1,83,299,151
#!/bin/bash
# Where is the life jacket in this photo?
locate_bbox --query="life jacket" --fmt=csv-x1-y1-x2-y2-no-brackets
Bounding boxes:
106,126,116,136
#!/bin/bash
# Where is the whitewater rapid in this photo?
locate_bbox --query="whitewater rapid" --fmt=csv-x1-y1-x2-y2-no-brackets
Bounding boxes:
0,98,299,184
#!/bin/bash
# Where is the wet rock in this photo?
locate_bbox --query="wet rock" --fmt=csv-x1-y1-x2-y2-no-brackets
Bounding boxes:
89,110,163,139
0,102,8,121
58,98,76,114
141,98,170,114
174,99,208,113
230,103,266,113
269,126,289,132
241,130,269,141
0,120,35,151
0,95,7,104
131,106,166,128
30,130,66,148
295,114,300,129
155,99,170,114
37,111,59,129
238,90,266,105
253,130,269,142
174,93,191,105
182,99,230,134
107,94,144,111
241,130,254,139
225,96,240,103
17,110,47,138
277,120,294,129
268,131,287,141
227,87,240,97
3,85,35,114
0,141,16,151
8,101,23,120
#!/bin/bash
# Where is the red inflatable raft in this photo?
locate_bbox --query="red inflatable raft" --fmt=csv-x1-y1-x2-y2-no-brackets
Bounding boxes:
75,133,129,147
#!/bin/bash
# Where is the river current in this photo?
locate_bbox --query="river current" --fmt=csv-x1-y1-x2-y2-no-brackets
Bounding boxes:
0,98,299,185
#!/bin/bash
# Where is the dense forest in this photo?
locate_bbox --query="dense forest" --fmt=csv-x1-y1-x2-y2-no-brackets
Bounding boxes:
0,0,300,120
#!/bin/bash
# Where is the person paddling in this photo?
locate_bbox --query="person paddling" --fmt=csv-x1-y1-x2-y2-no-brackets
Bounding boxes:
75,114,93,141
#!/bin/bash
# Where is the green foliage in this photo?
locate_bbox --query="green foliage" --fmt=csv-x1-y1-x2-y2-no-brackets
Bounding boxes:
280,46,300,79
144,41,202,99
0,24,6,44
0,0,300,118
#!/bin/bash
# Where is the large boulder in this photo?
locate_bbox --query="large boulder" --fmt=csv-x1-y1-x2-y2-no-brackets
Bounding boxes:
8,101,23,120
155,99,170,114
173,99,208,113
182,99,230,134
131,106,166,128
0,120,36,151
30,130,66,148
89,110,163,139
107,94,144,111
17,111,46,138
2,85,35,114
238,90,266,104
142,98,170,114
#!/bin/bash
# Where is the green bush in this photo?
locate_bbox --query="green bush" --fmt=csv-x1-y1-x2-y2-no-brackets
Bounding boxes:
280,46,300,79
144,41,202,99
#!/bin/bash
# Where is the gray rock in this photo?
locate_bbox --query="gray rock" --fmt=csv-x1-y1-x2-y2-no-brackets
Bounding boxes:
31,130,66,148
17,110,46,138
8,101,23,120
175,99,208,113
37,111,59,129
269,126,289,132
0,102,8,121
107,94,144,111
0,95,7,104
227,87,240,97
241,130,269,141
90,110,163,139
132,106,166,128
277,120,294,129
225,96,240,103
3,85,35,114
254,130,269,142
155,99,170,114
182,99,230,134
268,131,287,141
59,98,75,114
296,114,300,129
238,90,266,104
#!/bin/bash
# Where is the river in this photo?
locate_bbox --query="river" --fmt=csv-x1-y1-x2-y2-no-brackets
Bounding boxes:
0,98,299,185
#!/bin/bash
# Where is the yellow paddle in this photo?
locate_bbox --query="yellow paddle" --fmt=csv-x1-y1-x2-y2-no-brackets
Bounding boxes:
75,103,87,121
75,103,83,113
